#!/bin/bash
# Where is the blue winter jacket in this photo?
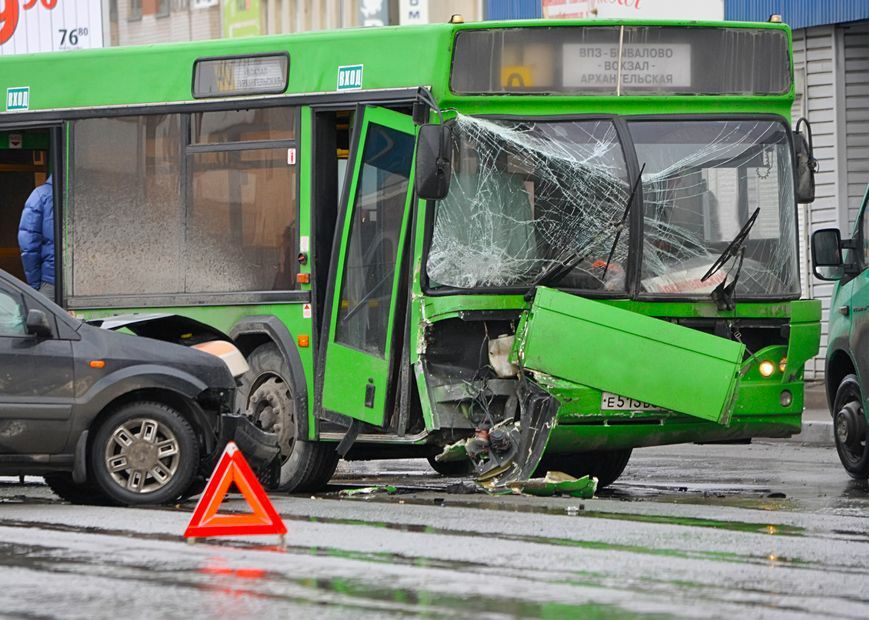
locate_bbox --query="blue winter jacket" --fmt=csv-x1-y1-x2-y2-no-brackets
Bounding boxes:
18,176,54,287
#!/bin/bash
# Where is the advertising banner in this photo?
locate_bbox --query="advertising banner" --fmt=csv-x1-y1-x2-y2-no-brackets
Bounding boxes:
223,0,261,39
399,0,428,24
542,0,723,21
0,0,104,56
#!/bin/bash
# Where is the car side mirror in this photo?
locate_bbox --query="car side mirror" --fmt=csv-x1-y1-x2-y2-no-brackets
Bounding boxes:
811,228,846,280
415,124,453,201
25,308,52,338
794,118,817,204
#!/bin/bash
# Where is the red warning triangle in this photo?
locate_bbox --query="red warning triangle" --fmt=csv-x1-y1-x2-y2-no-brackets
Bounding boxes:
184,441,287,538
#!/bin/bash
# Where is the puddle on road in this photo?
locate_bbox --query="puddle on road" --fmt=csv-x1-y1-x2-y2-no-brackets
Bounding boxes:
0,535,671,618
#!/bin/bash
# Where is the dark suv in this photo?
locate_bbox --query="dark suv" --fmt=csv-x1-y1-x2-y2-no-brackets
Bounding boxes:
0,269,276,505
810,184,869,478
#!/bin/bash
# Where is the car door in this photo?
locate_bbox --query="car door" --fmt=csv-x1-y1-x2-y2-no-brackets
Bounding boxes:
847,187,869,389
0,281,74,455
320,106,417,426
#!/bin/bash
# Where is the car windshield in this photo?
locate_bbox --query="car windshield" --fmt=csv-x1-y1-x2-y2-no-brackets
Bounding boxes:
427,116,631,291
426,115,799,299
630,120,799,297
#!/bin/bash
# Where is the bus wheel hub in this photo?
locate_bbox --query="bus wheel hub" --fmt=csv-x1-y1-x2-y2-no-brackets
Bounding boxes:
249,377,295,458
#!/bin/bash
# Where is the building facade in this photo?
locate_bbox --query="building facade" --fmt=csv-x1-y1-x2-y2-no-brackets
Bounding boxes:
726,1,869,378
105,0,484,46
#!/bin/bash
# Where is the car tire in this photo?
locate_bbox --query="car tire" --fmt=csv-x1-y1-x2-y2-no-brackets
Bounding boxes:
534,449,633,488
832,374,869,479
427,456,475,477
89,401,200,506
238,343,338,493
43,473,110,505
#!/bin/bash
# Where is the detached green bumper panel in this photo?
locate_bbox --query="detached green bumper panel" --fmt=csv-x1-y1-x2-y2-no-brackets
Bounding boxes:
517,288,745,424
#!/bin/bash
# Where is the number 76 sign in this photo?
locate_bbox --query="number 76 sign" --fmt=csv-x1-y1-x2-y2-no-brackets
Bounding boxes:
0,0,104,55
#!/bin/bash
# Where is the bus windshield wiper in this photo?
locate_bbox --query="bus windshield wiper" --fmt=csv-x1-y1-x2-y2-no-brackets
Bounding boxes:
526,163,645,298
700,207,760,284
701,207,759,311
601,163,645,282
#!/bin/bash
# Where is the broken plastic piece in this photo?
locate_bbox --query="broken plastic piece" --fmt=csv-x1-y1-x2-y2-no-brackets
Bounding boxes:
506,472,597,499
338,485,398,498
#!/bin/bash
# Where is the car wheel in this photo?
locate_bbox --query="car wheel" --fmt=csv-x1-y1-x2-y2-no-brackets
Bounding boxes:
238,343,338,493
832,374,869,479
89,401,199,505
534,449,633,488
43,473,109,505
427,456,475,477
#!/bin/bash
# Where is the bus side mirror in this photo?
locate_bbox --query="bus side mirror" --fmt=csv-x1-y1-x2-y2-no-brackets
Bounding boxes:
415,124,452,201
794,118,817,204
811,228,845,280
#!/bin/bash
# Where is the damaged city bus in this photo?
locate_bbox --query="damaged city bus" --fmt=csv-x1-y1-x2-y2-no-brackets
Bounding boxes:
0,18,821,493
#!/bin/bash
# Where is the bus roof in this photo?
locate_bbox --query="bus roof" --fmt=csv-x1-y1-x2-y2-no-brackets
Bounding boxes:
0,19,792,117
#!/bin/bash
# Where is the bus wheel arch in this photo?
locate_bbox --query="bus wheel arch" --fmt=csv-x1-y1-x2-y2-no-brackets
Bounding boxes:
230,316,310,441
231,318,337,492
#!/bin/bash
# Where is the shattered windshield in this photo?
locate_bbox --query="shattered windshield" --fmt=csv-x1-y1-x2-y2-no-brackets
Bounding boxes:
632,120,799,297
427,116,631,291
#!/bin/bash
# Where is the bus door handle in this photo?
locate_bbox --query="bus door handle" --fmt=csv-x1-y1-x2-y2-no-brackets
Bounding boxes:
839,305,851,316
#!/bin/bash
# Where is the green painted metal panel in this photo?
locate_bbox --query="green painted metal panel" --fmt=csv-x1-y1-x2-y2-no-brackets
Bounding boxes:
0,21,792,120
321,106,417,426
516,287,745,424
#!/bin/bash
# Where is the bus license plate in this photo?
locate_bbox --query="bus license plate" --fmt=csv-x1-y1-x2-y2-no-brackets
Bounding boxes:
600,392,663,411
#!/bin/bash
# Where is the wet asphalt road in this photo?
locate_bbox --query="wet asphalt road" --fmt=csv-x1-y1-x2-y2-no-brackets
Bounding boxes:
0,441,867,619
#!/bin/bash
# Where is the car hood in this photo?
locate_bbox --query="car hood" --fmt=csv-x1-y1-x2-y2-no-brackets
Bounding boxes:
76,320,235,391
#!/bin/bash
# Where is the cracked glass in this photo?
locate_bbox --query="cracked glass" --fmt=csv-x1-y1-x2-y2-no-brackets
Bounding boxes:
631,119,799,297
427,115,631,291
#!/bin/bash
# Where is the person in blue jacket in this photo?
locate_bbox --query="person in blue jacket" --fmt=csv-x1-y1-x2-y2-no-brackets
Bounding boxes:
18,175,55,300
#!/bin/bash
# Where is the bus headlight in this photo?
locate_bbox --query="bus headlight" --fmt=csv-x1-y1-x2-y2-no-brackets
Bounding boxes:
758,360,776,378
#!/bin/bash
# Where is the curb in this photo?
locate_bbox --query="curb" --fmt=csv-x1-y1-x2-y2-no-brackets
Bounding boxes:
784,420,834,446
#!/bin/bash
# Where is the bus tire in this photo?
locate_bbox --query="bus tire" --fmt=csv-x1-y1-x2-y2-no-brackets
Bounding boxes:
427,456,475,477
832,374,869,479
534,449,633,488
239,342,338,493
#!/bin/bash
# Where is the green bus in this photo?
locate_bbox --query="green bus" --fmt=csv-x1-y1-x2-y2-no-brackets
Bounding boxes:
0,18,822,494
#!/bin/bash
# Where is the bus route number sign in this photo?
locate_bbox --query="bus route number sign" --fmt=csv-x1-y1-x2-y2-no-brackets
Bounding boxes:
193,54,289,99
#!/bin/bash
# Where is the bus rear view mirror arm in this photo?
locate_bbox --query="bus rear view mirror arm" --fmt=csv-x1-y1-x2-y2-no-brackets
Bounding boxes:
794,117,817,204
415,124,453,201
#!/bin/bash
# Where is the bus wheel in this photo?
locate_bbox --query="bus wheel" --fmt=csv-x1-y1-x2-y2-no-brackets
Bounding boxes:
239,343,338,493
427,456,475,477
832,375,869,479
534,449,633,488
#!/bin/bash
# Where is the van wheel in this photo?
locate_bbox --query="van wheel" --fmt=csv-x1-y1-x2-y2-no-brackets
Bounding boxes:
832,375,869,479
427,456,475,477
43,473,109,505
239,343,338,493
89,402,199,505
534,449,633,488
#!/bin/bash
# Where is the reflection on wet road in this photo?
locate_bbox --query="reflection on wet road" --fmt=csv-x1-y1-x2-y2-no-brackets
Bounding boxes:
0,442,867,618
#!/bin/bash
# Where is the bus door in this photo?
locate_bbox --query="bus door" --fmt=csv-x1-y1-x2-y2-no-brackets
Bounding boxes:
320,106,417,426
0,129,51,284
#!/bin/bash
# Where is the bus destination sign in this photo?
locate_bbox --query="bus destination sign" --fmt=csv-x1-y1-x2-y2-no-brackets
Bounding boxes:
563,43,691,89
193,54,289,99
